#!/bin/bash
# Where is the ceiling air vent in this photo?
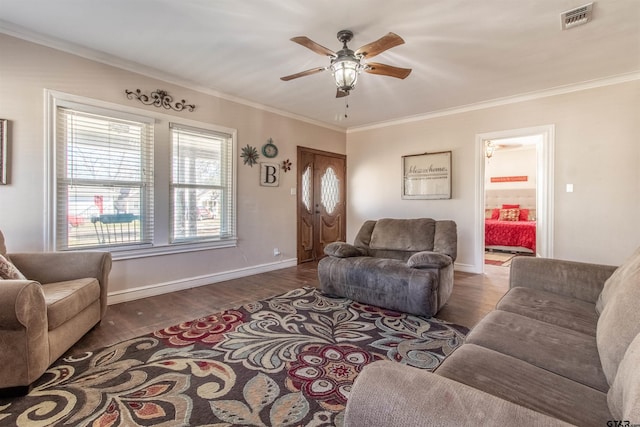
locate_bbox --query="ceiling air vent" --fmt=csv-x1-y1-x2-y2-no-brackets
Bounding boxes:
561,3,594,30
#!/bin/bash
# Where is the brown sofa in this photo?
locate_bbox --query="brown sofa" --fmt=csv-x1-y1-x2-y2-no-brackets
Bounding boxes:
0,230,112,395
345,248,640,426
318,218,457,317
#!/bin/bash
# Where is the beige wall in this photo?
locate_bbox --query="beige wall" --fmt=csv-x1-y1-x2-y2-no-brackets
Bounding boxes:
2,32,638,295
0,34,346,296
485,147,537,191
346,80,640,267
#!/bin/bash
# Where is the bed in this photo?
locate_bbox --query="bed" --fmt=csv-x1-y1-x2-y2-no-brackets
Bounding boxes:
485,189,536,254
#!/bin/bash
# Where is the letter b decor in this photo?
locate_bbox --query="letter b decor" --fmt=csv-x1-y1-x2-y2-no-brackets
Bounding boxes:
260,162,280,187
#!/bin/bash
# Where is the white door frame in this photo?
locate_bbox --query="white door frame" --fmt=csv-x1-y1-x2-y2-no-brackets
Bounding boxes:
474,125,555,273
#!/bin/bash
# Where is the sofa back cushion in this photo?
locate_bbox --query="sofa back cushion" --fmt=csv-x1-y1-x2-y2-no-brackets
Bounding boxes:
353,220,377,250
434,220,457,261
596,246,640,314
369,218,435,252
607,332,640,422
596,247,640,385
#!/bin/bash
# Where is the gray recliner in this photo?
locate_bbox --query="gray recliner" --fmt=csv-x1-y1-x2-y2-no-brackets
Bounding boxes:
318,218,457,317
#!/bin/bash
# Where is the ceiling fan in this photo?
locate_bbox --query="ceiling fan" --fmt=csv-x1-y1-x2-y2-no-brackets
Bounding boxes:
280,30,412,98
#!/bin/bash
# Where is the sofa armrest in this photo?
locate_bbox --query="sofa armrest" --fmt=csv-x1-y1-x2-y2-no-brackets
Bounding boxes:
0,280,46,330
0,280,50,387
10,251,112,317
324,242,366,258
407,251,452,269
509,256,617,304
345,361,573,427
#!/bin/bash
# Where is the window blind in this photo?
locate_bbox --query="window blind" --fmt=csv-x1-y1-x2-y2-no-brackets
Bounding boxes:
170,123,236,243
56,107,154,250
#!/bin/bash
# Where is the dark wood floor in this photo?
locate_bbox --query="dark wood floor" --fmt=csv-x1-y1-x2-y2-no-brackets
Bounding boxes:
72,262,510,355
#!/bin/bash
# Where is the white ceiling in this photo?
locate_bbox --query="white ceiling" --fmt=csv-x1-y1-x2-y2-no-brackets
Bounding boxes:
1,0,639,130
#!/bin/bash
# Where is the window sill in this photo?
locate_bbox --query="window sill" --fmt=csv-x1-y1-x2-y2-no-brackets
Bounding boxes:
108,239,238,261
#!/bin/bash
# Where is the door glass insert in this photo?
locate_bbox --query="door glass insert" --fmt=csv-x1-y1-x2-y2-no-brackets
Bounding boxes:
321,167,340,214
302,166,312,212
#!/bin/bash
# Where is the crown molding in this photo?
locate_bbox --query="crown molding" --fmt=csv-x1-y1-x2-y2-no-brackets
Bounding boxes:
0,20,345,133
347,71,640,133
2,20,637,135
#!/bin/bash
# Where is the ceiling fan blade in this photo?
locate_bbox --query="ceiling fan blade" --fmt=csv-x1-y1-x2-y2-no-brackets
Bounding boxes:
280,67,327,81
364,62,412,79
291,36,336,57
355,32,405,59
336,89,349,98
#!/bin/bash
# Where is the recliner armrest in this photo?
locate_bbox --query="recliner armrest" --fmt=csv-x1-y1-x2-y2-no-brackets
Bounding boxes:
407,251,452,269
324,242,366,258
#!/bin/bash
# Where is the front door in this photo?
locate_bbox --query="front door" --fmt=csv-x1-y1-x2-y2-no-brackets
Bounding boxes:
297,147,346,263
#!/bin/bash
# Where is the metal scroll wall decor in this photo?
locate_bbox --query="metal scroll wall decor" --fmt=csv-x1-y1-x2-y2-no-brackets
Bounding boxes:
125,89,196,112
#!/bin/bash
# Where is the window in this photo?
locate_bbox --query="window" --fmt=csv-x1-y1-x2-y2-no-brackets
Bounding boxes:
54,104,154,250
170,123,236,243
47,91,237,258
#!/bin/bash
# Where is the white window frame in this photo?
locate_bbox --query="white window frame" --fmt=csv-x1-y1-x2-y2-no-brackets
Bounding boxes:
45,90,238,260
169,123,236,245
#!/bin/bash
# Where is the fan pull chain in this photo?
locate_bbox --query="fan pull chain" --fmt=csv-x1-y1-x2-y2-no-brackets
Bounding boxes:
344,96,349,118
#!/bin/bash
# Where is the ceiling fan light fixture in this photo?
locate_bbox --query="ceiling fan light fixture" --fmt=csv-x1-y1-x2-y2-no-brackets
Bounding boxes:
281,29,411,98
330,56,362,91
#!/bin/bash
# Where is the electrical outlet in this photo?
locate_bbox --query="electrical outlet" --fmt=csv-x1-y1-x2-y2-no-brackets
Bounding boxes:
273,247,281,257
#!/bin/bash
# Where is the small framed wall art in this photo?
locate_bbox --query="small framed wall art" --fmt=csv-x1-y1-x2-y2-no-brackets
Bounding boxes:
0,119,7,185
260,162,280,187
402,150,452,199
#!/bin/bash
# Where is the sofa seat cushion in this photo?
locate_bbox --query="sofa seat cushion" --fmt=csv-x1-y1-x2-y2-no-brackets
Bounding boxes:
466,310,608,392
497,287,598,336
435,344,611,426
42,278,101,330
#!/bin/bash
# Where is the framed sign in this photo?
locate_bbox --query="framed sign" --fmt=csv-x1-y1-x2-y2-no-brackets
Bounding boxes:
490,175,528,183
402,151,452,199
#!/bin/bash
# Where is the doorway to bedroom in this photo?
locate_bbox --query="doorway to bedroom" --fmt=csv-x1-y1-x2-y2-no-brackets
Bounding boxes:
484,136,538,267
475,125,555,273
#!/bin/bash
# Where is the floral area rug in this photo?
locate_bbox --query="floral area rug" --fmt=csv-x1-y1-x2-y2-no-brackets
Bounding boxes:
0,287,468,426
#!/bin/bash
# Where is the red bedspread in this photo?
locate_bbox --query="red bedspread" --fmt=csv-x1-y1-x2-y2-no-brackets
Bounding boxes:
485,219,536,252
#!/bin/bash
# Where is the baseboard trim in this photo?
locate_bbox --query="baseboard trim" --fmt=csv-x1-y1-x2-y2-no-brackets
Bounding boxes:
107,258,298,305
454,263,478,274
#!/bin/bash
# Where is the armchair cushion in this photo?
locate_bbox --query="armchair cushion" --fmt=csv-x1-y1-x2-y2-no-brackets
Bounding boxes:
43,278,101,330
407,251,452,268
323,242,365,258
0,254,26,280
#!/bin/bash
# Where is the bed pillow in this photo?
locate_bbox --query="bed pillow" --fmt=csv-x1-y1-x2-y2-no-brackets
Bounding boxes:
0,254,27,280
498,208,520,221
519,208,530,221
502,204,520,209
491,208,500,220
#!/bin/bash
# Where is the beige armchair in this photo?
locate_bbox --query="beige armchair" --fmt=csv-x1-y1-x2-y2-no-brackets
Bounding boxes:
0,230,111,396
